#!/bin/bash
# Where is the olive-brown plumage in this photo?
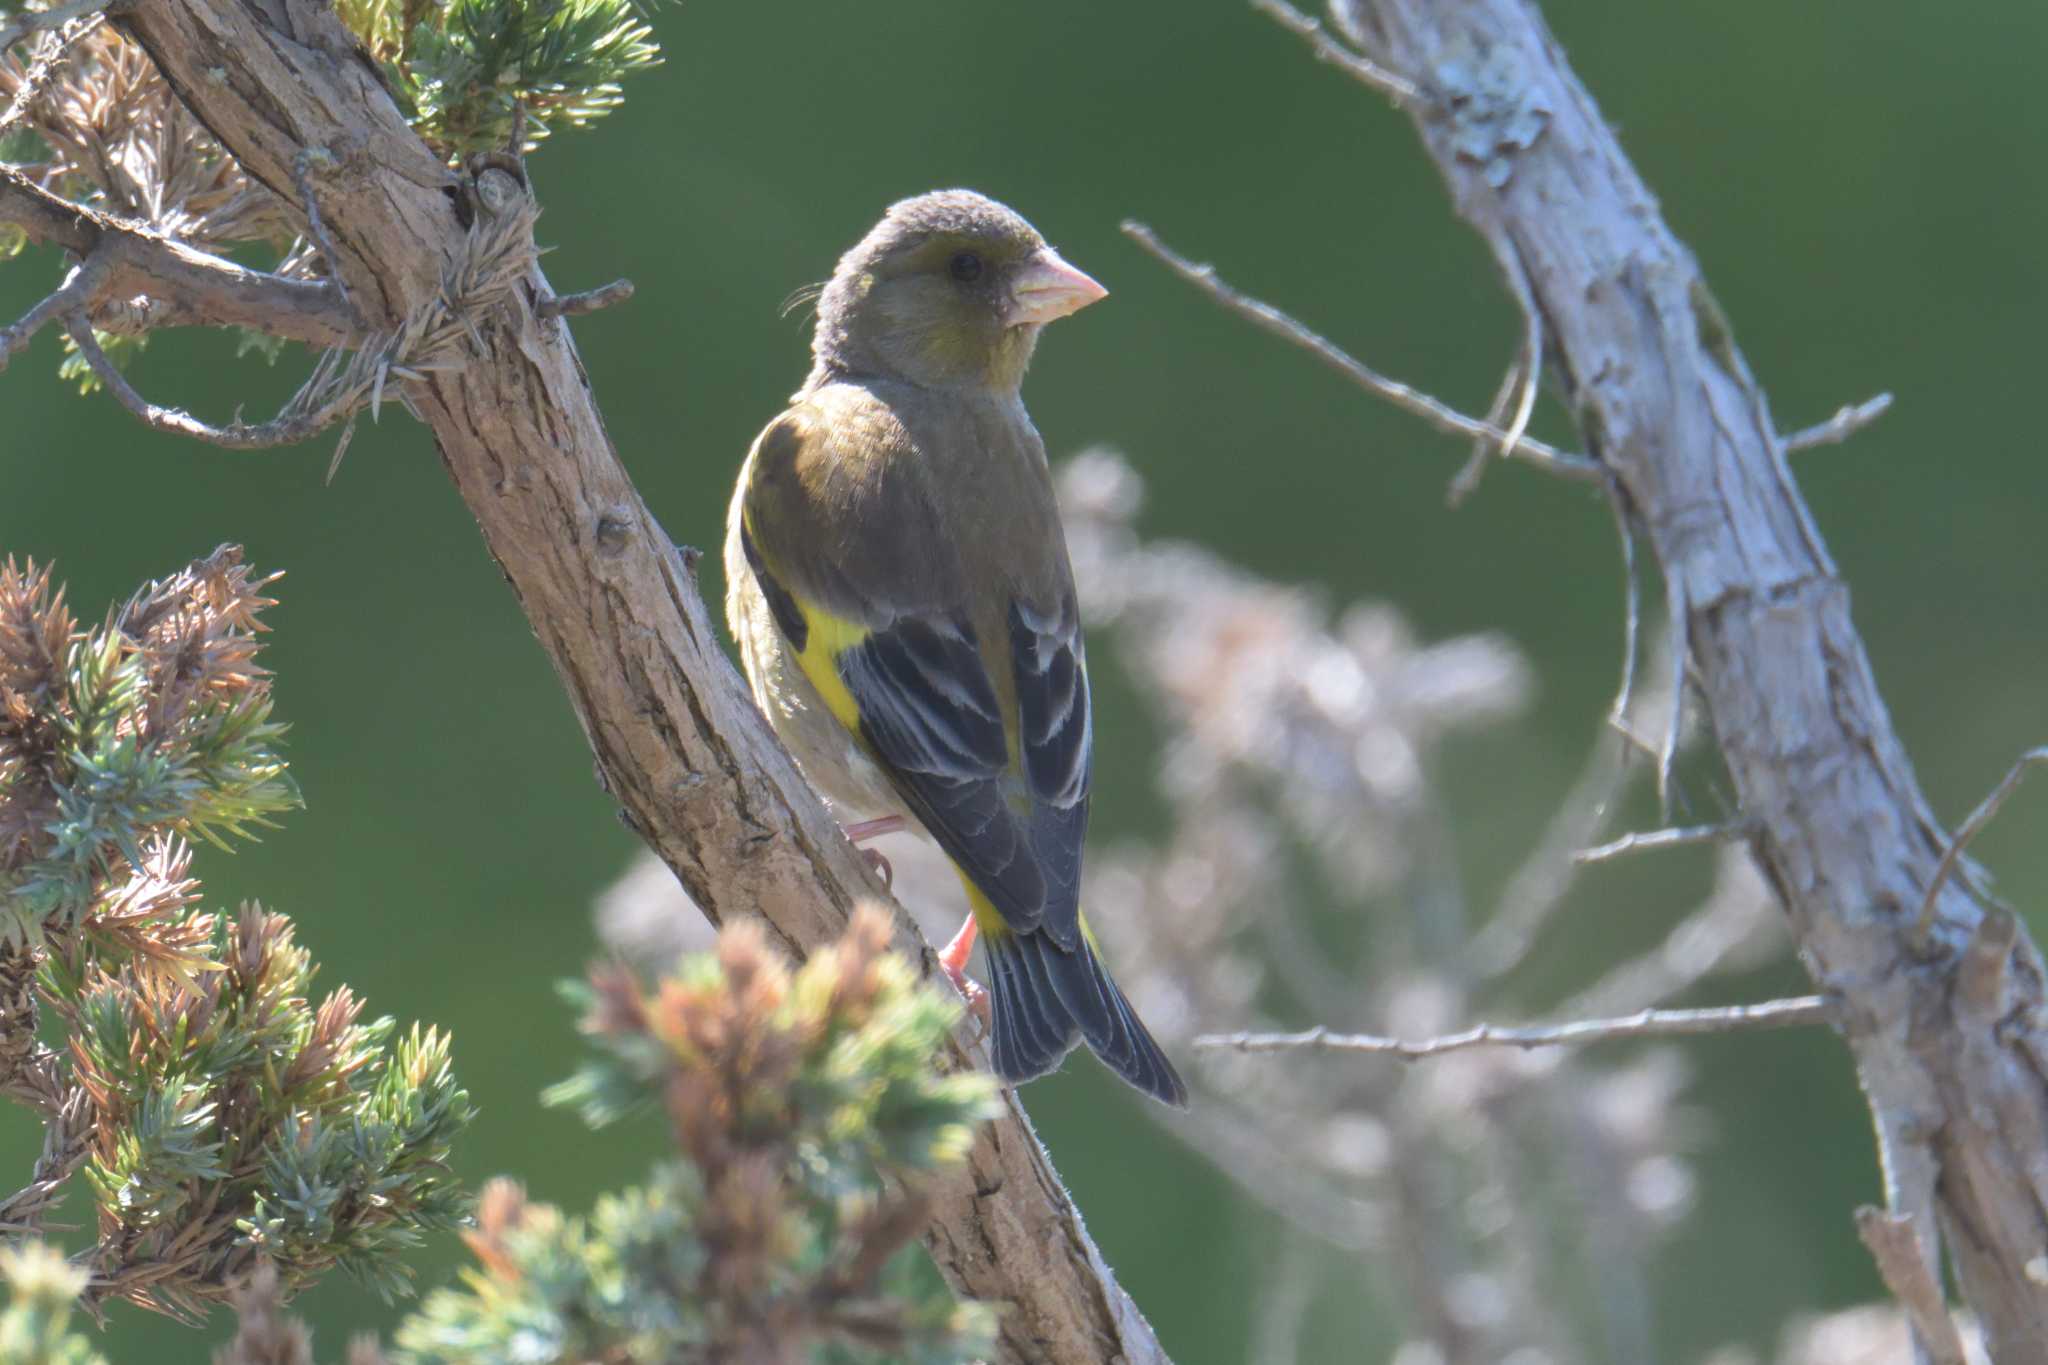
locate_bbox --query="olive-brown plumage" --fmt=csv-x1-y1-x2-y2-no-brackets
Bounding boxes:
724,190,1185,1106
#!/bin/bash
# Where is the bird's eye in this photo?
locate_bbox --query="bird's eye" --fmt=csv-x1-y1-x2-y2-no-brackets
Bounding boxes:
949,252,984,283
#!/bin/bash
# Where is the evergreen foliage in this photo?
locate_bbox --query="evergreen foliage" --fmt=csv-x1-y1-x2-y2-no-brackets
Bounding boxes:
0,549,472,1323
398,909,999,1365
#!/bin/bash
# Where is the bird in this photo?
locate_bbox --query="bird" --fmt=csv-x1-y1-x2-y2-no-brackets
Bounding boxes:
723,189,1187,1107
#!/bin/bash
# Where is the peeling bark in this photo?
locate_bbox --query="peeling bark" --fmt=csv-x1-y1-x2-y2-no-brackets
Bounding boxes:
1345,1,2048,1356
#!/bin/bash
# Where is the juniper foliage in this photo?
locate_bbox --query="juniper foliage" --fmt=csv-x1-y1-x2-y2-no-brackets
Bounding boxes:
397,909,999,1365
0,549,472,1323
0,0,660,387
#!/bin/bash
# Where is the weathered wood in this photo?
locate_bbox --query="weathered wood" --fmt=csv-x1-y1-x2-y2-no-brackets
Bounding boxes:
113,1,1174,1359
1343,1,2048,1356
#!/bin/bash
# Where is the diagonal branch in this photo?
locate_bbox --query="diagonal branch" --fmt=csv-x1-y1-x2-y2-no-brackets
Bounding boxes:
114,2,1172,1361
1914,745,2048,940
1306,1,2048,1354
0,0,114,54
1121,218,1606,484
1196,995,1833,1058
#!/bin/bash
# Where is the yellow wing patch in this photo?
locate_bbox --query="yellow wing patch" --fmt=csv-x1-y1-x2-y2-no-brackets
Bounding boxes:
791,600,869,736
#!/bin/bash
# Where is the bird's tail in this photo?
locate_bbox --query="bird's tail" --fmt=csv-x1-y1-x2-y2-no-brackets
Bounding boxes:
981,923,1188,1108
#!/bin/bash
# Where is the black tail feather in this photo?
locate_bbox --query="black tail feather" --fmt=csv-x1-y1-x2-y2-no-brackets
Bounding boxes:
982,930,1188,1108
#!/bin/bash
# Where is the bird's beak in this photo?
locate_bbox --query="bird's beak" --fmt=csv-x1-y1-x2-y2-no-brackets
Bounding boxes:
1005,248,1108,327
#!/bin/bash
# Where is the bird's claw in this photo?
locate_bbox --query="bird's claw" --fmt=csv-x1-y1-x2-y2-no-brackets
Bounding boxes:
858,846,893,888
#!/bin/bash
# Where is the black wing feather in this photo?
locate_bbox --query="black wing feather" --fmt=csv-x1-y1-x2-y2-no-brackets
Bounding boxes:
831,596,1094,950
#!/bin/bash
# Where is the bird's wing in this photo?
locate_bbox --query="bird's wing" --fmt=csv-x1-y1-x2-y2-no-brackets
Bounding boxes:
737,396,1091,949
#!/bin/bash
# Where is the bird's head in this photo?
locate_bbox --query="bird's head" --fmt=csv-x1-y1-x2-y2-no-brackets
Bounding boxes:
810,190,1106,394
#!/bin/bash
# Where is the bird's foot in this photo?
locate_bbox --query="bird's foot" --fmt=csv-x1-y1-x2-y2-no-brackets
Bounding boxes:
840,816,905,888
859,846,893,888
937,915,988,1035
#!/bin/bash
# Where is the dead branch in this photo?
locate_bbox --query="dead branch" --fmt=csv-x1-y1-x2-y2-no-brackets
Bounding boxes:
0,6,105,135
105,2,1172,1360
1856,1208,1969,1365
1230,1,2048,1354
0,251,105,369
62,315,355,446
0,166,357,346
1784,393,1894,454
1915,745,2048,939
1120,218,1606,483
1248,0,1420,106
1196,995,1833,1058
1575,821,1754,865
538,278,634,318
0,0,113,54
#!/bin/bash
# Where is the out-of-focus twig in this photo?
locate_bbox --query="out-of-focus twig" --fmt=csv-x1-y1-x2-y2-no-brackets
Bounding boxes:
1197,996,1833,1057
1248,0,1420,105
1855,1209,1969,1365
0,0,112,55
1576,821,1755,865
1914,746,2048,941
1783,393,1893,454
1121,220,1604,484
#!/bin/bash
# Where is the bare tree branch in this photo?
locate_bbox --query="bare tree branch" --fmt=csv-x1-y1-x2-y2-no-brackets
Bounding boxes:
1248,0,1420,106
1279,1,2048,1353
1784,392,1894,454
0,251,105,369
110,2,1173,1360
0,0,113,54
0,166,357,346
63,314,358,446
1196,995,1833,1058
1121,218,1607,484
0,7,105,135
1915,745,2048,939
538,278,633,318
1857,1208,1970,1365
1574,821,1754,865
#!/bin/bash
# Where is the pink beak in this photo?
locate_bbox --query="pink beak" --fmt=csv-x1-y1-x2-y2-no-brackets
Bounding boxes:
1005,248,1108,327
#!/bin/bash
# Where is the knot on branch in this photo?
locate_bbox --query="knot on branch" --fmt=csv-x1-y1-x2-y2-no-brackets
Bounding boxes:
1434,39,1552,188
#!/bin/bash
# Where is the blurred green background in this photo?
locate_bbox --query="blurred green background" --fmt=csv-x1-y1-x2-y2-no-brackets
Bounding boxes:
6,0,2046,1359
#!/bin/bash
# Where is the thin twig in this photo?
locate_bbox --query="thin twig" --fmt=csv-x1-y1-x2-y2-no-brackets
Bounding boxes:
1855,1208,1969,1365
1195,995,1834,1057
1560,848,1781,1020
1784,392,1893,454
1466,726,1629,982
1656,567,1690,816
1448,246,1543,506
1249,0,1422,106
1603,487,1655,759
1574,821,1754,865
0,7,104,136
1915,745,2048,942
0,0,112,53
1122,220,1606,484
63,314,355,447
0,1081,90,1235
0,252,107,372
538,278,634,318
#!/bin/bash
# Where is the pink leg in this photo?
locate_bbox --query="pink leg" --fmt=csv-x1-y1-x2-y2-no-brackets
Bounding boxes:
938,915,989,1030
843,815,905,842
